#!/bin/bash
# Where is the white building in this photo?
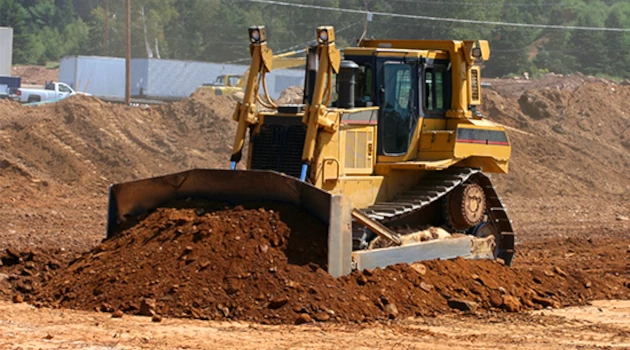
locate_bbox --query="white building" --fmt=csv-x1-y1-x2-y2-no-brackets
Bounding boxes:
0,27,13,76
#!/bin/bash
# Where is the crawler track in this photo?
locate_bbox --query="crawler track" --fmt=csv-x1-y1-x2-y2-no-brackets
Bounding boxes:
360,167,515,264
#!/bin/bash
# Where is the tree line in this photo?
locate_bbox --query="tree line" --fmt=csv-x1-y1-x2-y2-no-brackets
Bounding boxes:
0,0,629,78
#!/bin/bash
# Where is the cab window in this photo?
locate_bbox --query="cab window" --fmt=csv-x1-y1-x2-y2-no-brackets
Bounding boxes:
228,76,240,87
424,67,449,112
58,84,71,93
355,65,373,107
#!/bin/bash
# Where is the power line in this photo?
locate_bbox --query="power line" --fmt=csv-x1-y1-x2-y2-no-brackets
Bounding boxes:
245,0,630,32
379,0,573,7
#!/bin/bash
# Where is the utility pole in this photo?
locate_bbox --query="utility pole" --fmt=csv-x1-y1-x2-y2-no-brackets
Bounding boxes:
362,0,368,38
125,0,131,105
104,0,109,56
359,0,370,44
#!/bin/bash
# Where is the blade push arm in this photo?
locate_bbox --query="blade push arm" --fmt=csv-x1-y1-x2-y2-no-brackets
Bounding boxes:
230,26,273,169
300,26,341,181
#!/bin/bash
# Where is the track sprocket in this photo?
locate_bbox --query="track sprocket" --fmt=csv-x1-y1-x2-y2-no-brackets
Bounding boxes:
447,182,486,230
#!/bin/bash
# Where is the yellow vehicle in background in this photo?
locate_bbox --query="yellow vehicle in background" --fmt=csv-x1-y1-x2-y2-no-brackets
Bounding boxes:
108,25,514,278
197,50,306,96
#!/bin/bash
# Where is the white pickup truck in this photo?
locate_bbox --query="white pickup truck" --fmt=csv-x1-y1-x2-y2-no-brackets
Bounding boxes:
16,82,82,103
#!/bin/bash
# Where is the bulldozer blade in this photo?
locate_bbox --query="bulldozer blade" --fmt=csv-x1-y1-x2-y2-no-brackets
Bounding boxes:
106,169,353,277
352,235,497,271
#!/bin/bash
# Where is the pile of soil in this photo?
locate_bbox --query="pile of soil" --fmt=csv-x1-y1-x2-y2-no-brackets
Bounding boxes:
0,93,238,194
0,92,240,252
11,65,59,86
482,74,630,199
3,201,624,325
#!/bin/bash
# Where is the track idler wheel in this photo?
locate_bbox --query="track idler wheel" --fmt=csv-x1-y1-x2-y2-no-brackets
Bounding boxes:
447,183,486,230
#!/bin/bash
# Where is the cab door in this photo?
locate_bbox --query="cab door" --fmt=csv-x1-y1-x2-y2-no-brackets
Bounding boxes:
378,61,417,156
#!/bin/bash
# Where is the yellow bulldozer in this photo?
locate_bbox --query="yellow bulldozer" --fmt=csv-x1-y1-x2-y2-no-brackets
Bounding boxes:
107,26,514,277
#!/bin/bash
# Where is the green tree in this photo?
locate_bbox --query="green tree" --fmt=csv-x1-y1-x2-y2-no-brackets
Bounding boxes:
0,0,31,63
602,3,630,78
568,1,608,75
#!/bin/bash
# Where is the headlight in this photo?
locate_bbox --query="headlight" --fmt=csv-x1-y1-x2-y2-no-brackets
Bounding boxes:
248,26,266,44
319,30,328,43
250,30,260,42
316,26,335,44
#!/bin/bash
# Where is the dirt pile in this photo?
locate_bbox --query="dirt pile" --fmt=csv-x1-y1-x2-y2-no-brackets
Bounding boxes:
0,93,238,195
481,74,630,199
11,65,59,86
2,201,622,325
0,92,240,251
2,75,628,203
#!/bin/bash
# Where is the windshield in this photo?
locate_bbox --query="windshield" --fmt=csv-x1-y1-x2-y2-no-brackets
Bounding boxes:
228,76,240,87
58,84,71,93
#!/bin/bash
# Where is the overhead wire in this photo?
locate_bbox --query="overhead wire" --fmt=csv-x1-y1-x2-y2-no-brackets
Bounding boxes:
244,0,630,32
375,0,575,7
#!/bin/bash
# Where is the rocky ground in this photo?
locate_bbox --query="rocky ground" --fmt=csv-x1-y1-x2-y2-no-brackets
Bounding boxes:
0,73,628,348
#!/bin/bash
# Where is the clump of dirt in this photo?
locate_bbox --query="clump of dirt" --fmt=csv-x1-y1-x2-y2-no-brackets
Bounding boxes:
6,201,623,325
276,86,304,104
0,248,72,300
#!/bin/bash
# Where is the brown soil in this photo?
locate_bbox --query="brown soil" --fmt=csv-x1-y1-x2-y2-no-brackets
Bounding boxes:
1,91,237,191
483,74,630,200
1,201,626,325
11,65,60,86
0,91,238,251
0,74,628,331
275,86,304,104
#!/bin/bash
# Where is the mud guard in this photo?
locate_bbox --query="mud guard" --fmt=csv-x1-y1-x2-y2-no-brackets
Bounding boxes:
106,169,353,277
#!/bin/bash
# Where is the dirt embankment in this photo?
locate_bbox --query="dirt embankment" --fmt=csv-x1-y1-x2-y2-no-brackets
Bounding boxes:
0,90,239,251
483,74,630,200
0,91,237,194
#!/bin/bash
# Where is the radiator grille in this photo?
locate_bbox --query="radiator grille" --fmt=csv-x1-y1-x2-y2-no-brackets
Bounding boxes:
344,130,371,171
250,117,306,179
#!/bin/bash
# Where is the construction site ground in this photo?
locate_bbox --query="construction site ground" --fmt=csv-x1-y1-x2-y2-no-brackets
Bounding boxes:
0,73,628,349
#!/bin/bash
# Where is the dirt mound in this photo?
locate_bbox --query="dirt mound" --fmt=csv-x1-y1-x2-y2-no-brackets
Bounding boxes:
0,93,238,194
3,201,622,325
484,73,592,98
482,78,630,200
2,76,626,204
0,92,241,252
11,65,60,86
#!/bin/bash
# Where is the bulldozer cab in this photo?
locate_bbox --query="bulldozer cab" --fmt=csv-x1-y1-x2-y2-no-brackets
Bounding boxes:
213,74,240,87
